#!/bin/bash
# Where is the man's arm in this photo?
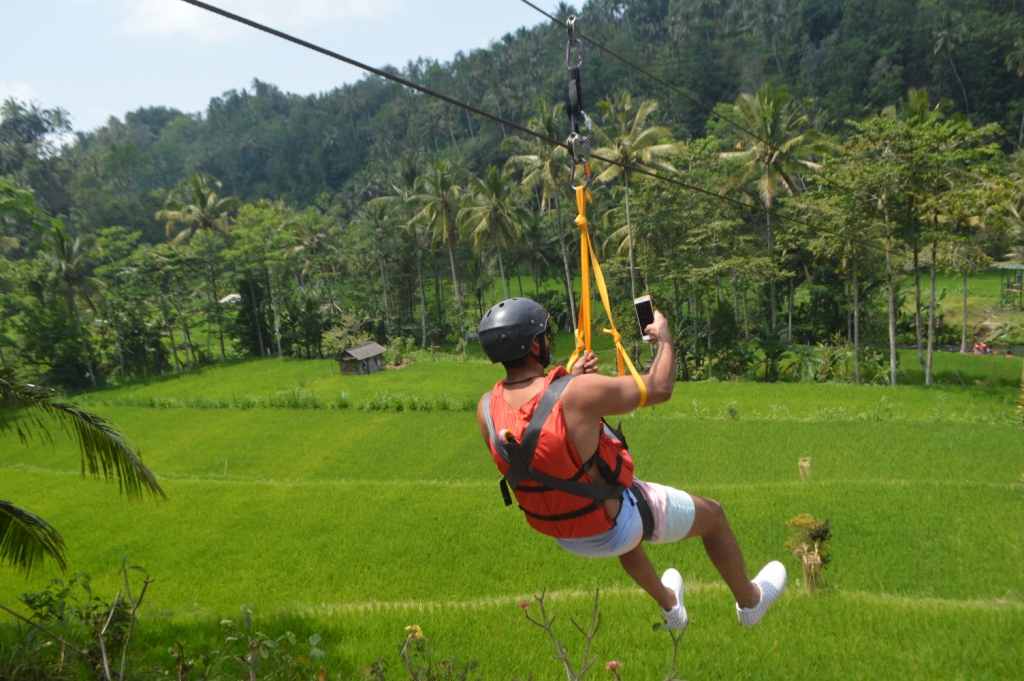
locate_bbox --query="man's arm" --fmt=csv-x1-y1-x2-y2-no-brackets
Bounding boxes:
564,310,675,418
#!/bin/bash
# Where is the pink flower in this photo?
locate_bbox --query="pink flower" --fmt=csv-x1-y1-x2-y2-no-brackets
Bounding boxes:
518,601,530,610
606,661,622,671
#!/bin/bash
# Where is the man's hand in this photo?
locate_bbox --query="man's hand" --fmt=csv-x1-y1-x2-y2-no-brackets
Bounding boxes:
572,350,599,376
645,310,671,344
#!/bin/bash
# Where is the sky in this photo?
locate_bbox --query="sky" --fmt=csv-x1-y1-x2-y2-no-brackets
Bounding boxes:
1,0,550,132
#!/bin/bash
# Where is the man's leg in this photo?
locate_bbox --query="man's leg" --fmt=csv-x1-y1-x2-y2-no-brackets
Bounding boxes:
618,542,676,610
685,495,759,608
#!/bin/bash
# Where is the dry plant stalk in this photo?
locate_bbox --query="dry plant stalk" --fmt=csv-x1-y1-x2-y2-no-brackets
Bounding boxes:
798,458,812,482
516,589,687,681
797,542,823,595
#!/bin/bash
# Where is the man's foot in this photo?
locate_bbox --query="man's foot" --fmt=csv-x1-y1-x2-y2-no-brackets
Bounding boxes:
736,561,787,626
661,568,688,631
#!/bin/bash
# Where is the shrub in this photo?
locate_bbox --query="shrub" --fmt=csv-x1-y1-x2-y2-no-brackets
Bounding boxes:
784,514,832,595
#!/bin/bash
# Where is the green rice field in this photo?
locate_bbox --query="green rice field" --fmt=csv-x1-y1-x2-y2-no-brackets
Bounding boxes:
2,354,1023,679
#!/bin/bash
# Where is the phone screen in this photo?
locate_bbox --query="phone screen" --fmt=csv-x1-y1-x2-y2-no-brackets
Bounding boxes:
634,298,655,338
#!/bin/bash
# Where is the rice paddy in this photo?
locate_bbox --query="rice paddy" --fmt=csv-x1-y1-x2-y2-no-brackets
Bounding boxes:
2,352,1022,679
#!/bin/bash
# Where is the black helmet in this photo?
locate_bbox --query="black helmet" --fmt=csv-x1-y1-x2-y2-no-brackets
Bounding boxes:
478,298,550,364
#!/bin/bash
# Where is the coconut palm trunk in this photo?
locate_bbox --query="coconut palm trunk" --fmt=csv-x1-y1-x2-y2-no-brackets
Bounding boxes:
852,252,861,385
767,211,777,327
788,278,794,342
885,213,898,386
249,279,265,357
415,242,428,350
947,49,970,115
267,267,282,357
926,239,938,386
446,241,465,335
961,269,969,353
208,267,226,362
495,238,510,299
168,322,182,372
378,251,392,338
554,194,577,331
914,229,925,369
625,173,637,299
71,299,97,388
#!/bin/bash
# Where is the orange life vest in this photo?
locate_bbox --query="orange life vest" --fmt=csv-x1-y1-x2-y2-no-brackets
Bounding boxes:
483,367,635,539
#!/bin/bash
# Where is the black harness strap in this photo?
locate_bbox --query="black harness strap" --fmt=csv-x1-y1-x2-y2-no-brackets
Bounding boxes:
630,483,655,542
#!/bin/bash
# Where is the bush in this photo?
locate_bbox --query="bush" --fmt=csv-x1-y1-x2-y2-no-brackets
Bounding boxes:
785,514,832,595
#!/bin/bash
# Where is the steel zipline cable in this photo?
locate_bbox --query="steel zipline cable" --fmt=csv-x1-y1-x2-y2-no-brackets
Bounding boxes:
176,0,889,255
517,0,876,214
517,0,765,146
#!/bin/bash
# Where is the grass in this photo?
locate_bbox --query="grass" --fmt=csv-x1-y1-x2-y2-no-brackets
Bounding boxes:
2,353,1023,679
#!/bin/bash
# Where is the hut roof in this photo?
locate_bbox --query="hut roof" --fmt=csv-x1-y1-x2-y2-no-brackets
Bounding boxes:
343,342,386,361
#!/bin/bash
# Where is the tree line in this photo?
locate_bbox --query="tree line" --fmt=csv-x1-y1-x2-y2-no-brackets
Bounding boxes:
2,0,1024,390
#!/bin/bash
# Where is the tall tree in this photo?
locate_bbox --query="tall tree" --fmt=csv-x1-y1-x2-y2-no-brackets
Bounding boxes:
723,84,823,326
740,0,787,75
1005,37,1024,146
460,166,529,299
411,160,465,337
39,223,102,388
592,93,684,298
156,174,239,361
934,13,970,115
504,100,577,326
370,155,430,348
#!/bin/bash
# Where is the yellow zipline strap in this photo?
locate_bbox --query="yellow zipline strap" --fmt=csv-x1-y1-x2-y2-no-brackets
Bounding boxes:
566,186,648,408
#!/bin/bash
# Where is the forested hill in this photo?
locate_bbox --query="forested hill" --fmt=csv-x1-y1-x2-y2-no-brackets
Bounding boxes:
6,0,1024,240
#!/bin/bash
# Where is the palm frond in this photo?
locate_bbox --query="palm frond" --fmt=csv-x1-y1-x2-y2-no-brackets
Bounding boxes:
0,367,165,502
0,500,67,576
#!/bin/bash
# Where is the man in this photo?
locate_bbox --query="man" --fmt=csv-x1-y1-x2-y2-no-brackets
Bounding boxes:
476,298,786,630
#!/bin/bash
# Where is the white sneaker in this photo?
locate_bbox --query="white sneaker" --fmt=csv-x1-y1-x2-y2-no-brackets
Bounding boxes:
661,568,688,631
736,561,787,626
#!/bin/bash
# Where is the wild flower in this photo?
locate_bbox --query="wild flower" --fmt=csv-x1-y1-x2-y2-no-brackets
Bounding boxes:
404,625,424,640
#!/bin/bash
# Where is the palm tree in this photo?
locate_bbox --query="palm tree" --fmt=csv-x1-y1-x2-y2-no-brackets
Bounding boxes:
39,223,102,388
286,211,339,286
157,174,239,361
722,84,823,325
592,93,685,298
505,100,577,325
0,366,165,575
411,161,465,336
156,174,239,246
370,155,430,348
460,166,530,299
1005,38,1024,146
934,13,969,115
741,0,787,75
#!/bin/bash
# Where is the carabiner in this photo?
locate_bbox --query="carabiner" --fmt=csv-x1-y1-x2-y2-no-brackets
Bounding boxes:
569,157,593,191
566,15,584,71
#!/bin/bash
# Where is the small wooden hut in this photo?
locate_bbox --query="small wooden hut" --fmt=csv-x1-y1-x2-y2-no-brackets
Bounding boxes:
339,342,386,375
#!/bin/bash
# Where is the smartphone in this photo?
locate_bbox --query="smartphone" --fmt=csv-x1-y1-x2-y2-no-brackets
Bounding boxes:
634,295,655,342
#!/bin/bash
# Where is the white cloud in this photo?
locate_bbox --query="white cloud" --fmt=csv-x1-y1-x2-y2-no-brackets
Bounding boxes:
114,0,407,42
0,80,41,105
